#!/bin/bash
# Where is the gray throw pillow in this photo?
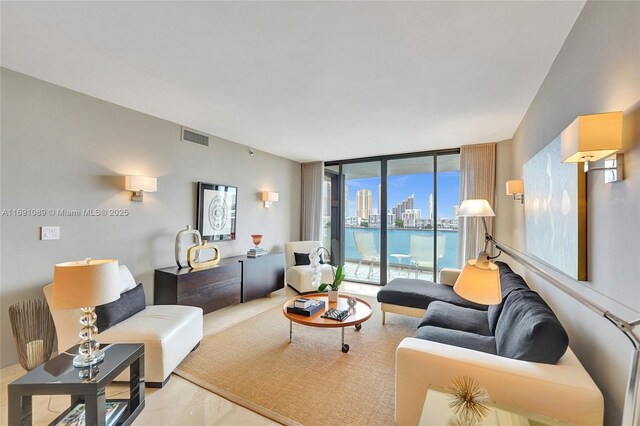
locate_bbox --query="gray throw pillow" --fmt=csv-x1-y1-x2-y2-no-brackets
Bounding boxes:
96,283,145,332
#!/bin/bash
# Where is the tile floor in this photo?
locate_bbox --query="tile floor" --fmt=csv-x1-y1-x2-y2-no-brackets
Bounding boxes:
1,282,382,425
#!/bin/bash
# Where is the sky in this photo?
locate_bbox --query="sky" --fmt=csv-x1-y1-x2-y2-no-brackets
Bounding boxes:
346,171,460,219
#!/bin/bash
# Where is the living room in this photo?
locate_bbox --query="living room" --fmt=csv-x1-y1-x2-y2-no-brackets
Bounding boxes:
1,1,638,425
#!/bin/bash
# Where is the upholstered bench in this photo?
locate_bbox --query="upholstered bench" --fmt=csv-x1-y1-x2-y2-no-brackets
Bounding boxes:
376,270,486,324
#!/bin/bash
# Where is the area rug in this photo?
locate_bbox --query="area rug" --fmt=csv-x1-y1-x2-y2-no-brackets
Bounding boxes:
175,295,419,426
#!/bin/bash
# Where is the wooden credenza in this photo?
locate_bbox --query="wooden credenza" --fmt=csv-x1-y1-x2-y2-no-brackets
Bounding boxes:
239,253,285,302
154,252,284,314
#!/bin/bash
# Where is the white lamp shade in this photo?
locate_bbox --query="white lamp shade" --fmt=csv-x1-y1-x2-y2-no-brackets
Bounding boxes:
457,199,495,217
261,191,279,202
560,111,622,163
52,259,120,309
453,261,501,305
125,176,157,192
506,179,524,195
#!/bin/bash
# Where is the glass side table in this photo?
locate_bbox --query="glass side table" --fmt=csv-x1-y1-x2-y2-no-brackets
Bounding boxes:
8,343,144,426
419,385,569,426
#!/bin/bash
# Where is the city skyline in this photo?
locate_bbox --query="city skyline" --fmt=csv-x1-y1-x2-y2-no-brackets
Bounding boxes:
345,171,460,220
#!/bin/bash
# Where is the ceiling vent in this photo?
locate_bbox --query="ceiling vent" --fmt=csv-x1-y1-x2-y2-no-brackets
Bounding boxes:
181,127,209,146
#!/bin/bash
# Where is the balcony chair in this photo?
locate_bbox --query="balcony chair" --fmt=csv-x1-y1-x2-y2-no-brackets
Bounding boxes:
409,234,446,279
353,231,380,279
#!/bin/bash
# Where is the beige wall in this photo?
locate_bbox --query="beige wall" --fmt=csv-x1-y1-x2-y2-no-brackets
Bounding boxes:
494,2,640,424
0,68,301,367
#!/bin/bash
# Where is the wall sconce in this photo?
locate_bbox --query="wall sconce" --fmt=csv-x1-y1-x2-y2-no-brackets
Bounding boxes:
560,111,624,183
261,191,279,208
125,176,157,202
505,179,524,204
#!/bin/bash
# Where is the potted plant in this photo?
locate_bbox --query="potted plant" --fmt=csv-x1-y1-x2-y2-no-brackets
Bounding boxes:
317,265,345,302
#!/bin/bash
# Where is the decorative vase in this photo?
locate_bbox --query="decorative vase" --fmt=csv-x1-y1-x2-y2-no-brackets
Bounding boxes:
175,225,202,268
328,290,339,303
251,234,263,247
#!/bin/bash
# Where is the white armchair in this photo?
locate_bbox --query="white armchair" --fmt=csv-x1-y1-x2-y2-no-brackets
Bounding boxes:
44,265,202,387
285,241,336,293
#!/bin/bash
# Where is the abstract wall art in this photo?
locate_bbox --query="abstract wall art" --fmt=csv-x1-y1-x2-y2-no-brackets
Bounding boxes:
197,182,237,241
523,136,587,280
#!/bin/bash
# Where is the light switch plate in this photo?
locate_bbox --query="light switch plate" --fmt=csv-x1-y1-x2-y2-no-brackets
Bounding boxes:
41,226,60,240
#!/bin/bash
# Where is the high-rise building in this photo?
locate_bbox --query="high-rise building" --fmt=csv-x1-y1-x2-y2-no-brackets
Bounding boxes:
392,193,414,222
355,189,373,220
402,208,421,227
453,205,459,218
344,185,350,217
428,193,434,223
323,180,331,218
387,210,396,226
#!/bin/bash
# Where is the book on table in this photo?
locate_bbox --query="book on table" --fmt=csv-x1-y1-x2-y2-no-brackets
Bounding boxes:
294,298,312,309
287,299,325,316
56,401,127,426
247,248,268,257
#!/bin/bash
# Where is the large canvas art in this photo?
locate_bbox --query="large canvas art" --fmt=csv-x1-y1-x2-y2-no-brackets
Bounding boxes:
523,137,586,280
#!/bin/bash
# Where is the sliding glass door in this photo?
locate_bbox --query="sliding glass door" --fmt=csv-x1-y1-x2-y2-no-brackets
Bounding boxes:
326,150,459,285
342,161,382,285
386,156,435,280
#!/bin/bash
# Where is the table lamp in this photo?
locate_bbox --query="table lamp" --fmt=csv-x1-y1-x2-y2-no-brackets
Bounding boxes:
52,258,120,367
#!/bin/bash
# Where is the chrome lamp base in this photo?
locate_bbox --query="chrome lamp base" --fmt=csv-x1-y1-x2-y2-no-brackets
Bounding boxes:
72,348,105,367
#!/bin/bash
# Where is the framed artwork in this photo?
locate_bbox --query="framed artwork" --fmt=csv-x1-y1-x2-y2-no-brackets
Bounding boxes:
196,182,237,241
523,136,586,280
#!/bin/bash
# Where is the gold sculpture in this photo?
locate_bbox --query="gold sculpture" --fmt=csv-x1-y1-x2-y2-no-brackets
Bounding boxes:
187,241,221,270
447,375,490,424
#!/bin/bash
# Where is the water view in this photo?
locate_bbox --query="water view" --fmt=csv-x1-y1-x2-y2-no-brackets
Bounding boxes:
344,227,459,270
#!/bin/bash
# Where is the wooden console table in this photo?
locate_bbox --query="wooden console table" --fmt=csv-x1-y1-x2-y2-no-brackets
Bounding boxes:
154,252,284,313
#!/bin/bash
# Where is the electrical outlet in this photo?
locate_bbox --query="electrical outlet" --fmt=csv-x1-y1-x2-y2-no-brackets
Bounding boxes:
41,226,60,240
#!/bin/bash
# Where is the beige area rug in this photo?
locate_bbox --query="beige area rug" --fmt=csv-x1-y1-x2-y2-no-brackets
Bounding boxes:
175,295,420,426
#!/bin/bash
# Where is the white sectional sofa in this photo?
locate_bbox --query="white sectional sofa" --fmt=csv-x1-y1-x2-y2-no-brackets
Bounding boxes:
44,265,202,387
396,339,604,425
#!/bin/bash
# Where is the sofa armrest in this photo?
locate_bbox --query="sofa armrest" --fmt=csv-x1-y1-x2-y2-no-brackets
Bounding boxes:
438,268,461,286
396,338,603,426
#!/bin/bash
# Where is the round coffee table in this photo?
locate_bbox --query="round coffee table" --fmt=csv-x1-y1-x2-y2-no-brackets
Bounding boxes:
282,293,372,353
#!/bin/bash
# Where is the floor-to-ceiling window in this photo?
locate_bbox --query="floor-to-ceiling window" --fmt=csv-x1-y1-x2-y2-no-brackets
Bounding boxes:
342,161,382,285
326,150,459,285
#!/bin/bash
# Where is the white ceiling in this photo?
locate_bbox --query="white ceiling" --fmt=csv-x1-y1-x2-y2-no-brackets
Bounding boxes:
1,1,584,163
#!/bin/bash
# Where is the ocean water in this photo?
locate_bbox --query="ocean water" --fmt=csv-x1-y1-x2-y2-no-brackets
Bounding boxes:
344,227,459,269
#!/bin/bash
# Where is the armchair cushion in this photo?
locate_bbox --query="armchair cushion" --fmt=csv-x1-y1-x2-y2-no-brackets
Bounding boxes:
418,301,490,336
96,283,145,332
414,326,497,355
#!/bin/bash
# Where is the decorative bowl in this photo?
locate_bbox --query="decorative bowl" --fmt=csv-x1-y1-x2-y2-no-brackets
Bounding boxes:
251,234,263,247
